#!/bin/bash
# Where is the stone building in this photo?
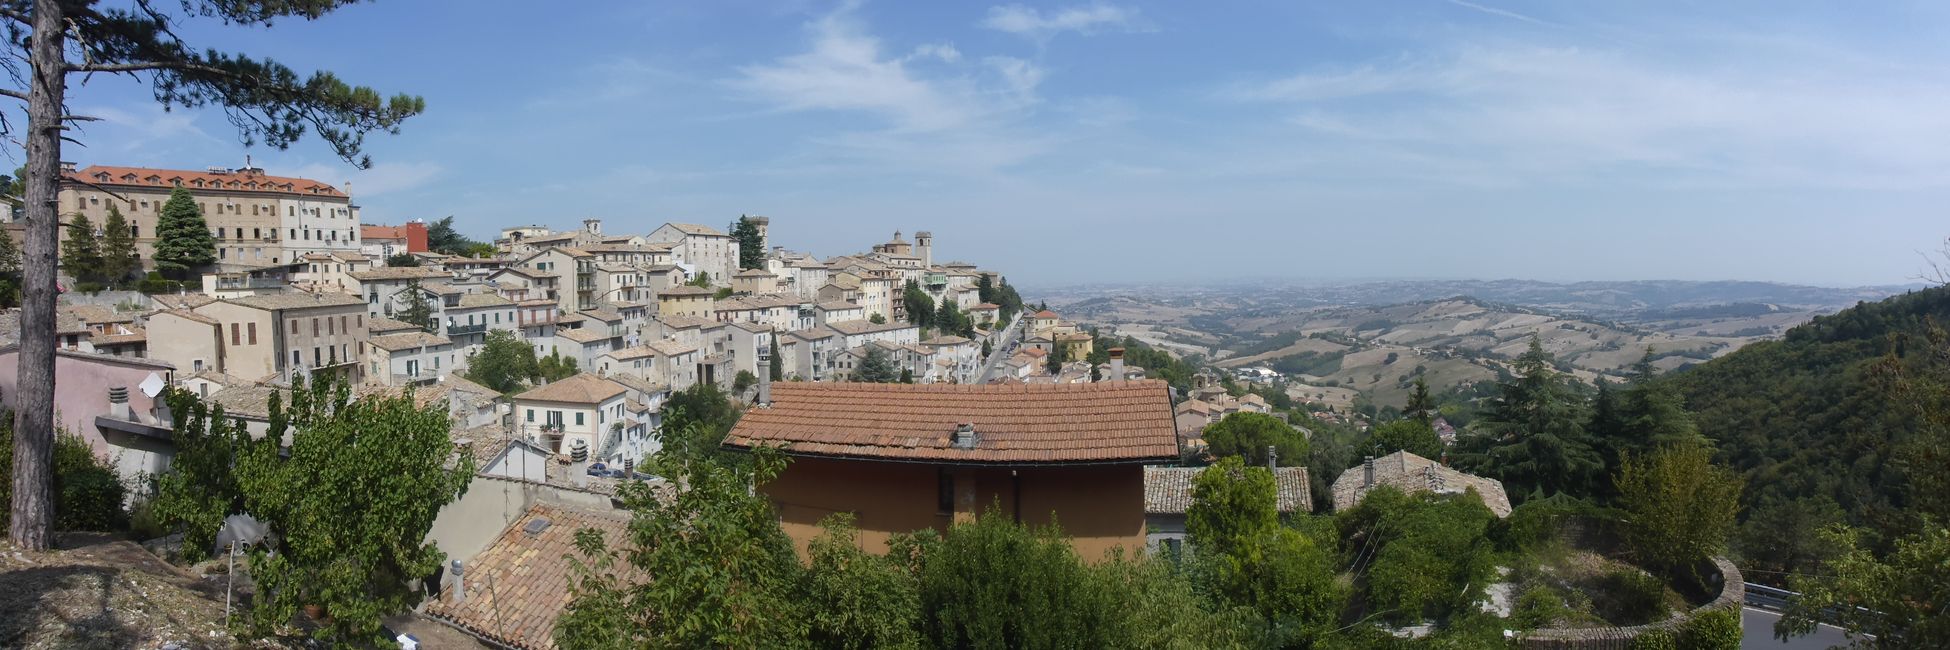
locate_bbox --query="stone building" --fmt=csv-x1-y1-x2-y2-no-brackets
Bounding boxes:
58,163,360,270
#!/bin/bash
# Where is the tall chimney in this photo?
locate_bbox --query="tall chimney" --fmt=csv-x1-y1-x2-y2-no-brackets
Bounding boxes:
1267,444,1277,471
756,361,772,407
1364,455,1376,487
1108,347,1125,380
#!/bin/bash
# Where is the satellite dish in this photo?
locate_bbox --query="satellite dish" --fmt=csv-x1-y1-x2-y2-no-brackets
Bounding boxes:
138,373,166,398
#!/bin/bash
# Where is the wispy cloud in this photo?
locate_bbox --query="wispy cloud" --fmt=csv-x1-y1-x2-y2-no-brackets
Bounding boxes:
77,105,217,153
980,3,1148,41
1443,0,1554,27
1224,44,1950,189
286,160,445,198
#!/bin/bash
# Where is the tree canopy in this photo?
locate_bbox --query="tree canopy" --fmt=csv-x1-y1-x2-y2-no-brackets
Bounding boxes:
731,215,766,270
1454,336,1603,501
852,346,901,383
1203,412,1309,468
152,188,217,278
465,329,541,394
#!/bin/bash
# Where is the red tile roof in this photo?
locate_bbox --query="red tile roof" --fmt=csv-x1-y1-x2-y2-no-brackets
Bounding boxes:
724,380,1178,464
425,504,633,650
64,165,346,197
1033,310,1059,319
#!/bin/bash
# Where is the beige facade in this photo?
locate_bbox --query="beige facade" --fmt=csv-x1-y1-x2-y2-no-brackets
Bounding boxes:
657,286,716,318
57,165,357,272
187,293,371,383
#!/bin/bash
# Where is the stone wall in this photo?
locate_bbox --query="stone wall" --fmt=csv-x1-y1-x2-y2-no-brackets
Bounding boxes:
1519,557,1744,649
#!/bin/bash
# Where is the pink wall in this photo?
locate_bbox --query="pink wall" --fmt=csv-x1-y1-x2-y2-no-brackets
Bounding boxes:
0,350,171,457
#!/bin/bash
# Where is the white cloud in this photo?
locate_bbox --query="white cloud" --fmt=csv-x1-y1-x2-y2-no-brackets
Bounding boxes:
1443,0,1555,27
907,43,961,64
78,105,216,152
980,3,1145,40
1225,44,1950,189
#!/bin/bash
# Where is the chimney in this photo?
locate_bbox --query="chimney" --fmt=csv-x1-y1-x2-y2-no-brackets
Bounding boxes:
1108,347,1125,380
1267,444,1277,471
449,560,466,605
952,422,977,449
757,364,772,407
1363,455,1375,487
107,386,131,421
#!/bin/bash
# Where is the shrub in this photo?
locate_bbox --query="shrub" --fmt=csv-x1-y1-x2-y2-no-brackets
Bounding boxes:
1677,608,1741,649
73,281,106,294
137,272,183,294
1593,567,1671,625
1512,585,1569,630
1630,629,1679,650
0,417,126,531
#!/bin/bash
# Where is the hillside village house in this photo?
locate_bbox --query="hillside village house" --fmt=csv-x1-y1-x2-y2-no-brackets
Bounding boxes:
366,330,454,386
348,266,451,318
57,164,360,269
1333,450,1513,517
723,380,1180,560
513,373,630,460
657,285,716,318
646,222,740,285
0,346,176,482
1144,465,1310,554
146,293,370,384
359,221,427,260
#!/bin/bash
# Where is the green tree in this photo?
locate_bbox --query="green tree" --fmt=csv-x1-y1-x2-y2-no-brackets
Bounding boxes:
396,281,435,332
152,188,217,279
1344,486,1499,625
1779,524,1950,647
688,271,712,288
8,0,423,552
852,346,901,383
384,252,420,267
1455,336,1603,500
769,335,783,382
981,339,992,359
0,415,124,532
425,215,485,256
152,388,252,561
537,351,579,382
1614,444,1743,576
98,206,138,285
906,506,1112,649
1203,412,1309,468
1045,339,1070,375
0,225,19,307
59,212,102,282
903,280,934,328
1367,419,1443,459
464,329,541,395
801,514,922,649
658,382,744,465
1405,376,1436,425
555,443,804,648
731,215,766,271
869,312,886,325
936,299,971,338
1617,347,1705,455
1186,457,1343,644
235,375,471,644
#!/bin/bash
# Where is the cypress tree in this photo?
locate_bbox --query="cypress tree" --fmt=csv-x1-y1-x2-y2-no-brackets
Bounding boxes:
152,187,216,279
59,213,102,282
99,206,139,285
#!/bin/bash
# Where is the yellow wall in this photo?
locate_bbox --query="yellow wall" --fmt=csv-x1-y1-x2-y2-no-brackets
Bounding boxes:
762,456,1148,562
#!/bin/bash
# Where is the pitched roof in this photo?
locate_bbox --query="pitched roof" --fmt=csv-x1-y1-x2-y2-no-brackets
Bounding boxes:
923,335,971,346
368,316,422,334
361,224,413,240
65,165,346,197
555,326,611,344
349,266,449,282
1034,310,1060,319
222,292,366,311
724,380,1178,464
456,292,513,308
1331,450,1512,517
657,285,714,297
662,222,726,237
1144,466,1310,515
369,331,452,351
206,383,287,419
733,268,774,277
514,373,626,404
828,320,914,336
425,504,634,650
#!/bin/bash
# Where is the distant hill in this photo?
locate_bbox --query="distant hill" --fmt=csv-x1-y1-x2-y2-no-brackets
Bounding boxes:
1671,284,1950,535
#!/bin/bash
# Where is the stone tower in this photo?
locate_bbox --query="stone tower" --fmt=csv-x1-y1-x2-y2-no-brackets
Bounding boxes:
749,216,769,251
915,231,932,268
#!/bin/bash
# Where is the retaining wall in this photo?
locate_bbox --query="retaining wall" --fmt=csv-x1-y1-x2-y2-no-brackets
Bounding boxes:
1519,557,1744,649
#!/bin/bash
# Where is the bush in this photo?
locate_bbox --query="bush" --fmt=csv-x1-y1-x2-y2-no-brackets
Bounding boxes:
73,281,106,294
1593,567,1671,625
1631,629,1679,650
1512,585,1569,630
137,272,183,294
0,416,126,531
1677,608,1741,649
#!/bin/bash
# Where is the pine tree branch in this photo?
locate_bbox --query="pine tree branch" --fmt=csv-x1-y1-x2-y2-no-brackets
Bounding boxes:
0,87,22,101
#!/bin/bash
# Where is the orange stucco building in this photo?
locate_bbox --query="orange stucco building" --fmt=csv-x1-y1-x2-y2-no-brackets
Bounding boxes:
724,380,1180,561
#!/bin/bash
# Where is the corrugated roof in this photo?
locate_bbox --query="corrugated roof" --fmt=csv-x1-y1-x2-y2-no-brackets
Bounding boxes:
724,380,1178,464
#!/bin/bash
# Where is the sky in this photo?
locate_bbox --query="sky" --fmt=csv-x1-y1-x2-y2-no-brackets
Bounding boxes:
35,0,1950,287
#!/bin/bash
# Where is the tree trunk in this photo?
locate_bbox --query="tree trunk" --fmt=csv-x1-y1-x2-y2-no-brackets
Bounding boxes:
10,0,67,551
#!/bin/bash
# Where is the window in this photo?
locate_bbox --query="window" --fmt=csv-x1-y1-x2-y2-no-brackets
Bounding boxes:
247,322,257,345
937,469,954,515
292,350,301,366
253,228,259,239
340,316,347,332
526,409,534,423
314,348,321,366
230,323,240,345
289,319,298,334
311,318,319,337
130,225,138,238
575,412,584,426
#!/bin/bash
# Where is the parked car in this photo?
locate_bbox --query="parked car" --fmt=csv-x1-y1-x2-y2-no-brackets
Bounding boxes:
585,462,609,476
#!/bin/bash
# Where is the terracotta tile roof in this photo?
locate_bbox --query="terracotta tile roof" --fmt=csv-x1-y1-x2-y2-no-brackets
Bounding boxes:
65,165,346,197
815,301,861,311
93,326,147,346
223,292,366,311
1033,310,1060,319
922,335,971,346
368,316,422,334
456,293,513,308
64,304,134,324
662,222,726,237
724,380,1178,464
1331,450,1512,517
602,345,658,361
514,373,626,404
361,224,410,240
828,320,914,336
150,293,218,310
646,340,696,357
657,285,714,297
972,303,1000,310
733,268,774,277
555,327,611,344
656,314,712,329
369,331,452,351
349,266,449,282
207,383,288,419
608,372,668,396
425,504,635,650
1144,466,1310,515
153,309,220,326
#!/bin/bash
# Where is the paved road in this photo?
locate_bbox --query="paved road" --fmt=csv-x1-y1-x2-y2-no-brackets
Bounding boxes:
1742,607,1858,649
973,314,1023,383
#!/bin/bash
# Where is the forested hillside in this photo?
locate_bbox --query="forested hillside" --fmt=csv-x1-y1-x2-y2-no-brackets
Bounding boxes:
1673,285,1950,562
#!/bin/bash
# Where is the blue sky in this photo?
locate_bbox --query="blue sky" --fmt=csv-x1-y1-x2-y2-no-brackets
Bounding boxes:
43,0,1950,287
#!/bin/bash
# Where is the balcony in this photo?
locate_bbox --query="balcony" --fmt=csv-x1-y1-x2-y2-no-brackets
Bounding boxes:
393,369,439,385
447,323,488,335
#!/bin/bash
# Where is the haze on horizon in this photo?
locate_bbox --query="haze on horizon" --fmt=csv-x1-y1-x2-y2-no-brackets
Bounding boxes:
38,1,1950,287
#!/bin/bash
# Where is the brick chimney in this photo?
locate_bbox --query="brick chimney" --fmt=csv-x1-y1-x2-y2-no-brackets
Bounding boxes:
404,221,429,253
